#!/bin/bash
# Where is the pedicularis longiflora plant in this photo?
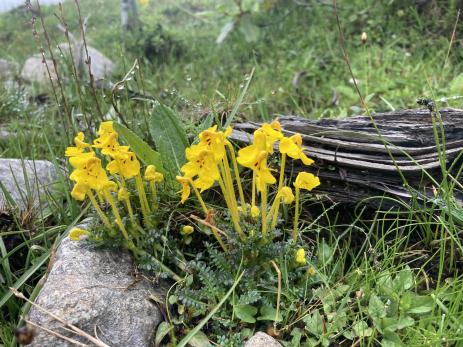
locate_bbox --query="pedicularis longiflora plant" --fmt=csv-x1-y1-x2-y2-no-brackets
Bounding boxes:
176,120,320,248
66,120,320,275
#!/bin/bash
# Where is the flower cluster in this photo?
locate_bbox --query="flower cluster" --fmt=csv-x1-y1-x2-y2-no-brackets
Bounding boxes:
177,120,320,249
66,122,164,240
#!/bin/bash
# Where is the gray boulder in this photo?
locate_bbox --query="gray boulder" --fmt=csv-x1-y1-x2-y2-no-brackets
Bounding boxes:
0,158,58,211
57,43,116,81
20,56,58,86
245,332,282,347
27,220,162,347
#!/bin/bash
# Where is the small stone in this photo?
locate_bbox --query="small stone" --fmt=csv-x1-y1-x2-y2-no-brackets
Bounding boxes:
0,158,58,211
27,219,162,347
0,126,12,141
245,332,282,347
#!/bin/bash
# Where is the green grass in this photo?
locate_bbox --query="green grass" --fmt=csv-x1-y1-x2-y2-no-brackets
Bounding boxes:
1,0,463,346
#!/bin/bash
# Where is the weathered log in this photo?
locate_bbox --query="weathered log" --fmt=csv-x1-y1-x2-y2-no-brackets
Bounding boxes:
231,108,463,207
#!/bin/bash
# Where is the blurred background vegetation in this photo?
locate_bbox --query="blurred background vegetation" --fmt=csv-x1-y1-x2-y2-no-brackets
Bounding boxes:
1,0,463,127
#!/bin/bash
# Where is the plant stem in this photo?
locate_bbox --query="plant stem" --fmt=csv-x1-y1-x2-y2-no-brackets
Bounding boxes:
292,187,300,242
135,174,151,227
103,190,129,240
227,142,247,214
87,191,111,229
277,153,286,193
261,184,268,237
149,181,158,209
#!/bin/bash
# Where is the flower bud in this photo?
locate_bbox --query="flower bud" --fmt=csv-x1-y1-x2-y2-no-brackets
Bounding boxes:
182,225,194,235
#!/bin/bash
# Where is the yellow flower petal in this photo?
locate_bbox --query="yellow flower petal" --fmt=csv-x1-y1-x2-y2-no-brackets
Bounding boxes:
176,176,191,203
71,182,89,201
294,172,320,191
278,186,295,204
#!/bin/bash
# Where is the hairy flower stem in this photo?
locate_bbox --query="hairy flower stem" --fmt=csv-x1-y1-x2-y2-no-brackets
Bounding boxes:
227,142,247,214
149,181,157,208
251,172,256,207
135,174,151,227
292,187,300,242
268,196,282,230
221,159,240,223
218,176,245,240
277,153,286,193
87,191,111,229
103,190,129,240
120,178,135,224
261,185,268,237
190,183,208,215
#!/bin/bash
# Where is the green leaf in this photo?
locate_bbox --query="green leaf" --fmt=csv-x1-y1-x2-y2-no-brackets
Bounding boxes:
392,266,413,292
155,322,172,347
188,331,211,347
317,241,333,266
352,321,372,337
239,15,260,42
113,122,165,175
234,304,258,323
406,295,433,314
149,103,188,180
303,309,324,337
382,331,405,347
290,327,302,346
384,316,415,332
224,68,254,128
257,305,282,322
368,294,387,322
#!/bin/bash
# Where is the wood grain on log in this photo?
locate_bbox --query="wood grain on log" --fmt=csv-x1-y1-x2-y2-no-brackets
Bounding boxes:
231,108,463,207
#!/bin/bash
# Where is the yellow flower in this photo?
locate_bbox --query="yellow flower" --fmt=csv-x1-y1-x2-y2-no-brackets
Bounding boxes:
71,182,89,201
97,121,115,137
144,165,164,183
68,152,96,168
294,172,320,191
118,187,130,201
251,205,260,218
254,151,276,192
93,132,129,158
69,227,90,241
295,248,306,265
182,225,194,235
279,134,314,166
198,125,232,161
176,176,191,203
260,121,283,153
181,147,219,192
236,129,267,169
278,186,295,204
65,132,91,157
107,152,141,179
69,156,111,192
